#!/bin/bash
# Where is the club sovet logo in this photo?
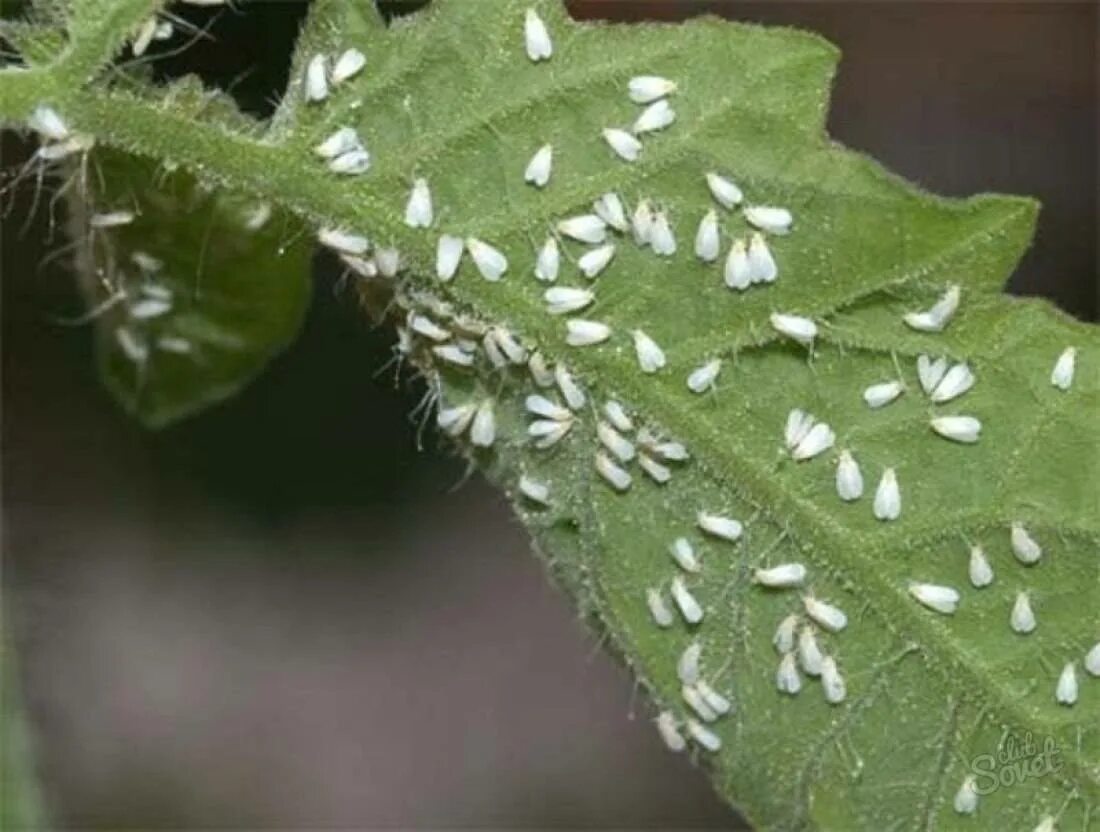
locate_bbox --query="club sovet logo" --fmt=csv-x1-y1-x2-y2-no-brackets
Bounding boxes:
968,732,1063,795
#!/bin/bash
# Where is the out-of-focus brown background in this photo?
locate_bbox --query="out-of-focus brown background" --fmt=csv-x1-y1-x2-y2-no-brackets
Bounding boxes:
2,2,1096,829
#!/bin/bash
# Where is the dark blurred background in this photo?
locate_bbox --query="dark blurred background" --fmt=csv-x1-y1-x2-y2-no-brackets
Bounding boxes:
2,2,1096,829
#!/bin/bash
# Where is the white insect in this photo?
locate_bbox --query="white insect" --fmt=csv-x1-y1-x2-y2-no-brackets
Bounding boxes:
909,582,960,615
332,48,366,84
534,237,560,282
670,538,700,573
487,328,526,364
644,437,689,462
1011,591,1036,634
565,319,611,347
724,239,752,290
820,656,846,704
930,362,974,403
632,330,666,374
677,642,702,684
697,513,742,542
592,192,629,232
341,255,376,279
598,421,635,463
315,127,360,159
687,359,721,393
557,214,607,244
595,452,631,492
524,143,553,187
931,415,981,444
131,251,162,273
791,423,835,462
131,18,157,57
528,352,555,387
917,354,948,395
655,711,686,752
518,475,550,505
776,653,802,695
835,450,863,502
631,199,655,245
1032,816,1056,832
754,563,807,588
803,596,847,633
770,313,817,346
130,298,171,320
408,313,450,342
670,576,703,624
773,614,799,654
304,54,328,102
1055,662,1078,706
647,589,674,629
470,400,496,448
785,409,814,450
28,104,69,141
904,284,960,332
638,453,672,484
1084,642,1100,677
953,776,979,815
466,238,508,281
1011,523,1042,565
528,419,573,449
628,75,677,104
555,364,586,410
694,210,720,262
743,205,792,235
242,203,272,232
1050,346,1076,390
432,344,475,367
705,172,743,209
686,719,721,752
328,148,371,175
696,681,731,716
578,244,616,278
863,380,904,409
797,626,823,676
747,233,777,283
116,327,148,363
436,235,464,281
525,394,572,422
90,210,135,228
632,99,675,134
157,336,191,355
482,330,508,369
375,248,401,278
544,286,594,315
603,128,642,162
649,211,676,256
681,685,717,722
603,401,633,433
404,178,433,228
524,8,553,61
968,545,994,588
318,227,369,256
873,468,901,521
437,403,476,437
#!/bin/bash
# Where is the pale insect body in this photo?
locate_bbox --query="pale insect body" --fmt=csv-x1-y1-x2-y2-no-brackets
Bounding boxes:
873,468,901,521
597,421,635,463
697,512,742,542
341,255,376,279
129,298,171,320
1055,662,1078,706
820,656,846,704
433,344,475,367
655,711,686,752
1011,591,1036,634
524,143,553,187
593,192,629,231
332,48,366,84
724,239,752,290
528,419,573,449
304,54,329,102
318,227,369,256
528,352,555,387
375,248,401,278
603,128,642,162
953,776,979,815
863,380,904,409
696,681,731,716
904,284,960,332
631,199,654,245
482,331,508,369
677,642,702,684
835,450,863,501
437,403,476,436
534,237,560,282
328,149,371,175
643,436,688,463
628,75,677,104
470,400,496,448
694,210,720,262
930,363,974,403
706,172,743,209
524,8,553,61
671,576,703,624
649,211,676,256
798,626,824,675
770,312,817,346
687,359,721,393
315,127,360,159
686,719,721,752
1033,816,1056,832
931,415,981,443
747,233,777,283
777,653,801,694
754,563,807,589
90,210,135,228
131,18,157,57
774,614,799,654
595,452,631,491
1084,642,1100,677
409,313,450,342
909,582,960,615
633,329,666,373
670,538,700,573
544,286,594,315
566,319,611,347
518,475,550,505
791,422,835,461
638,453,672,484
604,401,633,433
243,203,272,232
525,393,571,422
555,364,586,410
404,178,433,228
968,545,994,588
803,596,847,632
743,205,793,235
1050,346,1076,390
115,328,150,363
28,105,69,142
557,214,607,244
917,354,948,394
467,238,508,281
646,589,674,628
157,336,191,355
1011,522,1042,565
681,685,718,722
632,99,675,134
785,409,814,450
578,244,616,278
488,328,526,364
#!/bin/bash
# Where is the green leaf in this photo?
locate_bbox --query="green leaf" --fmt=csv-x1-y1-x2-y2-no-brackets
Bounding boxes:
1,0,1097,827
